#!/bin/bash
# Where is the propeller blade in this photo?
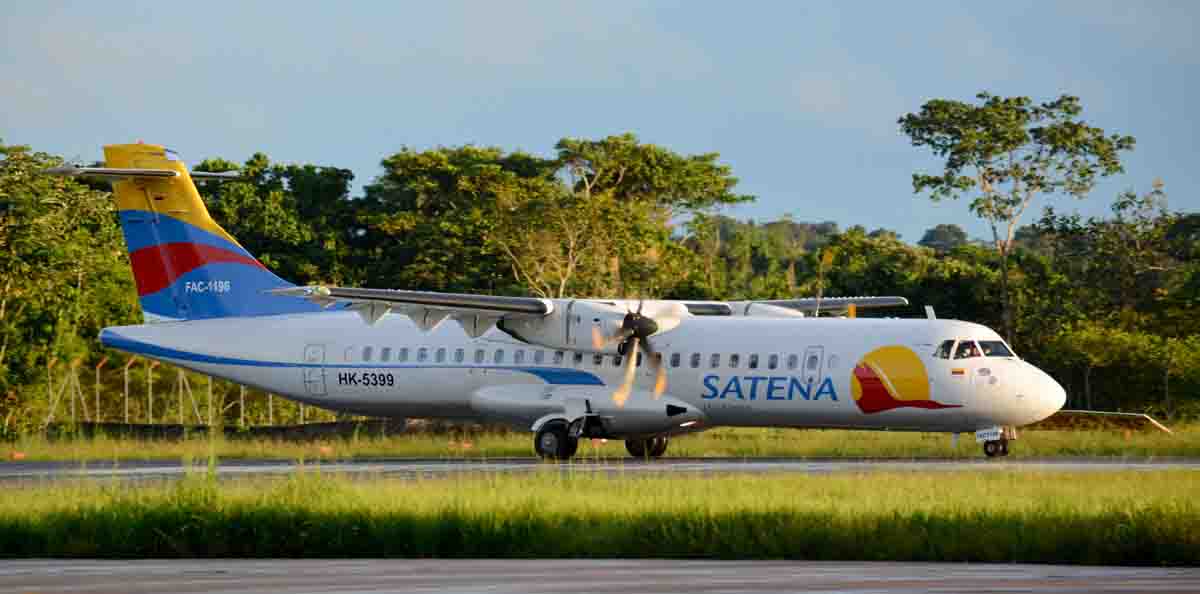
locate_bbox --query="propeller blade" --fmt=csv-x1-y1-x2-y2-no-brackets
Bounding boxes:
642,339,668,398
612,337,639,408
592,324,631,351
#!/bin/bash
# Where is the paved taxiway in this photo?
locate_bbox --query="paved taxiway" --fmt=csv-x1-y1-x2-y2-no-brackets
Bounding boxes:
1,560,1196,593
1,456,1196,483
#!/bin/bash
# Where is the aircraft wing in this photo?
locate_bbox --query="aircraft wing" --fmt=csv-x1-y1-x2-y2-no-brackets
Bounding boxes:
683,296,910,316
268,285,552,337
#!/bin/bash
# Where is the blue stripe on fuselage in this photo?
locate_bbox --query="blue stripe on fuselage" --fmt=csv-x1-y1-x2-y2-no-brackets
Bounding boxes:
100,330,606,386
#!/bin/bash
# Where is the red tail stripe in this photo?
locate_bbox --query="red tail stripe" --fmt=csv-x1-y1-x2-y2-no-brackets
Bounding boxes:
129,242,265,296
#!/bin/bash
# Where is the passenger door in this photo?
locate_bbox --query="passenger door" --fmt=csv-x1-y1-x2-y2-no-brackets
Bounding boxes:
302,344,327,396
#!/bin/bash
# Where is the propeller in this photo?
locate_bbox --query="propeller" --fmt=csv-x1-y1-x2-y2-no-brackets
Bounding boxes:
591,300,670,407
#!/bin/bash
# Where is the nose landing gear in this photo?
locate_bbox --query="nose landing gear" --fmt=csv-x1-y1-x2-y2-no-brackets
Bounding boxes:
982,439,1009,457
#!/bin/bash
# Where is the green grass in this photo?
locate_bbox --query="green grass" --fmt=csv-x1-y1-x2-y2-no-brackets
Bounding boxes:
3,424,1197,463
0,470,1195,564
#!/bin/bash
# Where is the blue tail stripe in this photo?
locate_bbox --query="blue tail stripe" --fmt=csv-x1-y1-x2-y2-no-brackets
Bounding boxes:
138,262,321,320
119,210,251,256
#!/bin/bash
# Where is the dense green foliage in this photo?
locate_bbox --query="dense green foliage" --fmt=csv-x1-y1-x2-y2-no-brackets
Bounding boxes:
0,100,1196,433
0,471,1195,564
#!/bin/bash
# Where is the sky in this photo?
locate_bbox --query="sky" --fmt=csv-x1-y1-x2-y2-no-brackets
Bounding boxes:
3,1,1197,243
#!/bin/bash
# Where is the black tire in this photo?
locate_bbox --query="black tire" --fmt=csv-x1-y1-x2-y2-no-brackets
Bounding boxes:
625,438,650,458
983,440,1001,458
649,436,669,458
999,439,1010,457
535,421,576,461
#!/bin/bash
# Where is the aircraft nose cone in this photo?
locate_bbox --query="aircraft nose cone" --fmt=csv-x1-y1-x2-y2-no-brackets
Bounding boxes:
1030,366,1066,423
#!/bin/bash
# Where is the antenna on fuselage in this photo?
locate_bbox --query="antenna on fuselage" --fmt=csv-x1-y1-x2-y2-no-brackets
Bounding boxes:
924,306,936,319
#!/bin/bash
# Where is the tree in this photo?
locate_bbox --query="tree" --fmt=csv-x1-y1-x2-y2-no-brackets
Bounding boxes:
917,223,968,253
899,93,1134,342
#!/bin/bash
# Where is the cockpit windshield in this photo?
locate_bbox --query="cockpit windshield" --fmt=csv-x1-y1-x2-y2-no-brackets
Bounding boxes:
953,341,980,359
978,340,1014,357
934,338,1016,359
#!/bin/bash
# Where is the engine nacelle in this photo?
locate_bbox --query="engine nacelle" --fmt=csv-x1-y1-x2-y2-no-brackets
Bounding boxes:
499,299,687,354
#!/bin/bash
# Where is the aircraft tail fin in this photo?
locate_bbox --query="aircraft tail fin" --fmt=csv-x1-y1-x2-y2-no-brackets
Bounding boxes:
67,143,322,322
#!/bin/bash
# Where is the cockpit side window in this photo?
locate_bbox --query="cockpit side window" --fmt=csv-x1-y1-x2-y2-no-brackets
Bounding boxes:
953,340,981,359
933,340,955,359
978,340,1014,357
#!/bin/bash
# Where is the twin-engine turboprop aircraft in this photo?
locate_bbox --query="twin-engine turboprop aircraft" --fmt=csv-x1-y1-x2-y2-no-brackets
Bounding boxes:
46,143,1066,459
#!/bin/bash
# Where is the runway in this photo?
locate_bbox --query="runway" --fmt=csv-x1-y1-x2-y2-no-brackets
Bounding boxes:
0,560,1196,593
1,456,1196,483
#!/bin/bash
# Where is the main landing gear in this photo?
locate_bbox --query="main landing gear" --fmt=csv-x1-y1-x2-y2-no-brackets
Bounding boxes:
625,436,669,459
983,439,1009,458
534,420,578,460
532,420,670,461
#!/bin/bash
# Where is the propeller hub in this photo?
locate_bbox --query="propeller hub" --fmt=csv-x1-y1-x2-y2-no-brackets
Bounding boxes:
623,312,658,339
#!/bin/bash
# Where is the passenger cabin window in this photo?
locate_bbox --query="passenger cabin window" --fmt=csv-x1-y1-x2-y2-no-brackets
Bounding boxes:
954,341,981,359
554,351,565,365
978,340,1014,357
380,347,391,362
730,354,740,369
934,340,955,359
806,355,819,370
573,352,584,366
454,348,465,363
494,349,505,364
786,354,798,370
748,354,759,369
613,355,622,367
710,353,721,369
690,353,701,369
670,353,681,368
362,346,373,362
514,349,525,365
533,350,545,365
474,349,485,364
417,347,429,362
435,347,446,363
636,352,643,367
767,354,779,370
594,354,604,367
398,348,409,363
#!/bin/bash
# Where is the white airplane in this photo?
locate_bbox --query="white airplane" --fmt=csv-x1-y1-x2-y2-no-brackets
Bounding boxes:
46,143,1066,459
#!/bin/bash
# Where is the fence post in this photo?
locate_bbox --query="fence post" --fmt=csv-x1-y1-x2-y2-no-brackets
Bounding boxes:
207,376,213,428
147,360,159,424
268,393,274,425
70,357,86,423
123,357,136,424
95,357,108,424
44,358,58,427
239,385,245,428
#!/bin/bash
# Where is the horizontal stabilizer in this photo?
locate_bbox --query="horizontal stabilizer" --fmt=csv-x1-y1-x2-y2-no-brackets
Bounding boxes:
43,165,240,181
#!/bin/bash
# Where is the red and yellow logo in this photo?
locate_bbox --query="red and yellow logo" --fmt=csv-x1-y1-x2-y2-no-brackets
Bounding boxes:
850,346,961,414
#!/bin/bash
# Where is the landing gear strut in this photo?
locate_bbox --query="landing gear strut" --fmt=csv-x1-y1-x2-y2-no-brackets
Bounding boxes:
983,439,1009,458
625,436,669,459
534,420,578,460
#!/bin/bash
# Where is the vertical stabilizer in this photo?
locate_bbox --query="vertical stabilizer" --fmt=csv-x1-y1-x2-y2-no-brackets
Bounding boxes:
104,143,321,321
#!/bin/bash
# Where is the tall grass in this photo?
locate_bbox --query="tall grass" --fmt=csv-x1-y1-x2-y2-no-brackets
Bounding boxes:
3,425,1196,462
0,470,1195,564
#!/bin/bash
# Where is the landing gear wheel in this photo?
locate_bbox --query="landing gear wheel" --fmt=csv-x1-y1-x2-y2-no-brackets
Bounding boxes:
625,438,649,458
983,439,1009,458
625,437,669,459
649,436,669,458
534,421,577,461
